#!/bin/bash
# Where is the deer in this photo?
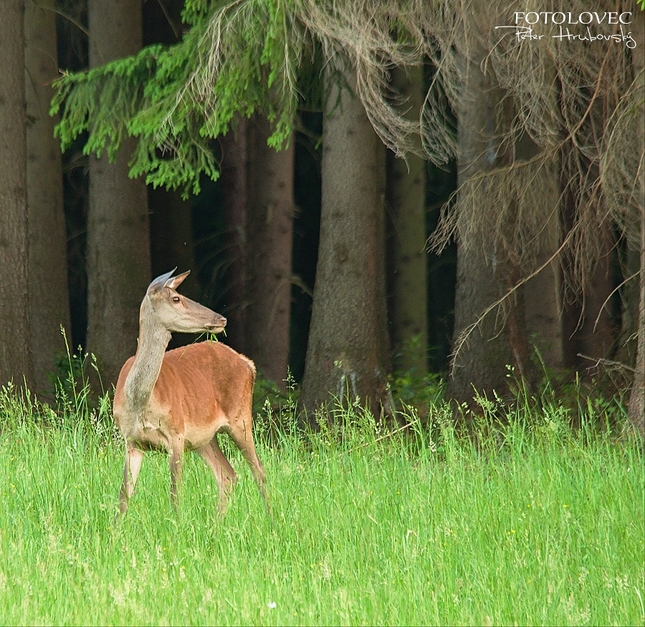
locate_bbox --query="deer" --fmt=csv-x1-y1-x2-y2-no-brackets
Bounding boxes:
113,268,267,515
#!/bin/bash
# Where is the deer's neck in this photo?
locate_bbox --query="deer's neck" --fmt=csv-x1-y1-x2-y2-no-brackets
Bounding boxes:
123,318,171,412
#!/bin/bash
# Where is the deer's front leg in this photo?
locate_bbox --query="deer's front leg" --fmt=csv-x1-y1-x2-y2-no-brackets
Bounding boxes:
169,435,185,508
119,445,144,515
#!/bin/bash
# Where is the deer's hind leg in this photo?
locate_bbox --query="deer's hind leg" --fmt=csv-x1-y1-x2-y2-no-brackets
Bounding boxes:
119,444,144,515
197,438,238,513
227,414,268,505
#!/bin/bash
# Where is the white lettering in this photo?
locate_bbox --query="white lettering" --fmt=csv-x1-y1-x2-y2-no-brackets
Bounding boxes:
503,11,637,47
550,25,637,49
525,12,540,25
513,12,634,26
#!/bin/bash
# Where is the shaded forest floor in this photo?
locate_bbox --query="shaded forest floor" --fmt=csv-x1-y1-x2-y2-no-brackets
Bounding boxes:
0,377,642,626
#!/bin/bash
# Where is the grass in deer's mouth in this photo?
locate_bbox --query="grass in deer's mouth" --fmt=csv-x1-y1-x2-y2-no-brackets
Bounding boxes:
0,390,642,626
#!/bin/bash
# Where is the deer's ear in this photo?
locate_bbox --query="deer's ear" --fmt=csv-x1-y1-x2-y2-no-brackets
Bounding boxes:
163,270,190,291
148,268,177,294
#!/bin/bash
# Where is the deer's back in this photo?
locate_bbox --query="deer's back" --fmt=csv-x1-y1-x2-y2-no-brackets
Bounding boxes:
156,341,255,421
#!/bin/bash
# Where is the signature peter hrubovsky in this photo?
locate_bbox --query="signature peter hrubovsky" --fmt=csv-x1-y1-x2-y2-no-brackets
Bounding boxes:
495,11,638,49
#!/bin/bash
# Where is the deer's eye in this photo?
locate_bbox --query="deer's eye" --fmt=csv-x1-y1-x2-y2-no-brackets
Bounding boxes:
172,296,180,303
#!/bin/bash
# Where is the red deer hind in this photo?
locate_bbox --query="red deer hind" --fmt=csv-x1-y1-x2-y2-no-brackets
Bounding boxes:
113,269,267,514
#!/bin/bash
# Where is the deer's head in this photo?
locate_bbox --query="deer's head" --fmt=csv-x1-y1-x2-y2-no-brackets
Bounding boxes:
145,269,227,335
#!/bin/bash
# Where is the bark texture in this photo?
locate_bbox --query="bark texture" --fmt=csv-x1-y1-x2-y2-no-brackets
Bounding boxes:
26,0,71,395
300,59,391,417
246,117,294,387
562,221,617,369
628,207,645,436
524,245,563,371
449,9,515,405
448,5,555,405
220,120,249,354
388,65,427,373
0,0,34,389
149,187,197,299
628,9,645,437
86,0,151,390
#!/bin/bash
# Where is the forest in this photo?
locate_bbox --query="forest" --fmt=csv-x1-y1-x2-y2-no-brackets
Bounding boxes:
0,0,642,433
0,1,643,624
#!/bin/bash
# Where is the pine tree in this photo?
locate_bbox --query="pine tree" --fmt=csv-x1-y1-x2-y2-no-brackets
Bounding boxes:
52,0,644,422
26,0,71,395
0,1,34,390
85,0,151,389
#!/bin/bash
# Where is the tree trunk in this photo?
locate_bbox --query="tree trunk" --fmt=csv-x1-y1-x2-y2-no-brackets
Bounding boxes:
0,0,34,390
375,134,391,381
448,3,554,406
449,9,521,406
300,58,391,418
521,63,563,373
562,222,617,370
246,117,294,388
524,234,563,371
25,0,71,396
86,0,151,390
628,9,645,437
149,187,197,302
628,206,645,436
580,230,617,360
449,48,511,404
220,120,249,354
450,246,514,404
618,239,640,368
387,65,427,373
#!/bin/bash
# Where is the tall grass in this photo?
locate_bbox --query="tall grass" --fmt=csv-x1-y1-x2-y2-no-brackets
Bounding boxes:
0,382,642,626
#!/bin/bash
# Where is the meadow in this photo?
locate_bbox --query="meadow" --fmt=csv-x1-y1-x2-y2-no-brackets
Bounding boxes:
0,381,642,626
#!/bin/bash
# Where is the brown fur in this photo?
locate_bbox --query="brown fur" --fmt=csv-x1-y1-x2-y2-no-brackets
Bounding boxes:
113,270,267,515
114,342,256,450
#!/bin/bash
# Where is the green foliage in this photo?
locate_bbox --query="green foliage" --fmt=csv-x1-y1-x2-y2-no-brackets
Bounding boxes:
3,334,641,623
251,369,303,450
0,384,642,624
48,328,94,415
389,368,445,408
51,0,305,197
182,0,213,25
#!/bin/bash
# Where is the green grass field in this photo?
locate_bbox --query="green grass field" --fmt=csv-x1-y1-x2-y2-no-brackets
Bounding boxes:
0,386,642,626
